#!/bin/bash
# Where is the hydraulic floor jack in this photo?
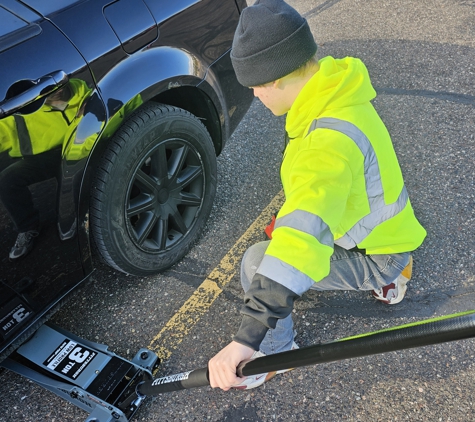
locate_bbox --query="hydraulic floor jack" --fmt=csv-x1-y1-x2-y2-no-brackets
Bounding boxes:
2,311,475,421
1,323,159,422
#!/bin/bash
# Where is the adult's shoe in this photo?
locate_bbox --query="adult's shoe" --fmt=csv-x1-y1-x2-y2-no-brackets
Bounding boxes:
9,230,39,260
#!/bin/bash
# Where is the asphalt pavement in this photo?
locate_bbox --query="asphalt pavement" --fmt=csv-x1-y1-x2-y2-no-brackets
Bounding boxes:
1,0,474,421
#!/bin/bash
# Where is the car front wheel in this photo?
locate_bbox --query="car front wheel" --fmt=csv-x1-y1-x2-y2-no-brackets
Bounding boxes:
90,103,217,275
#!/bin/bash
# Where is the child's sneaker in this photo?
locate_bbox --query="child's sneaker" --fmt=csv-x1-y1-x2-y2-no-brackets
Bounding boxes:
372,256,413,304
232,342,299,390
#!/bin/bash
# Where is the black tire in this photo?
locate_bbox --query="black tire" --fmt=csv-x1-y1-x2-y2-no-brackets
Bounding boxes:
90,103,217,275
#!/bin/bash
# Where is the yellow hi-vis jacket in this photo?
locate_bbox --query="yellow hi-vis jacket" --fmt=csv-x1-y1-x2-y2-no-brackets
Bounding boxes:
0,79,89,158
256,56,426,296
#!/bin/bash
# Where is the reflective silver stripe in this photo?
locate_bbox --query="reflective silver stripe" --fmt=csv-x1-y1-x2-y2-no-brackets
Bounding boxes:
275,210,334,248
334,234,356,249
257,255,316,295
309,118,384,210
308,117,409,247
335,186,409,248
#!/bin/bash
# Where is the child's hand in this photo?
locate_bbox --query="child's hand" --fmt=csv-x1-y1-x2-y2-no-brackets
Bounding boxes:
208,341,255,390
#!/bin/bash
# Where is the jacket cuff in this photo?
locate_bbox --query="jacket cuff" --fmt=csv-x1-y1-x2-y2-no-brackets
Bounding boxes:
233,315,269,351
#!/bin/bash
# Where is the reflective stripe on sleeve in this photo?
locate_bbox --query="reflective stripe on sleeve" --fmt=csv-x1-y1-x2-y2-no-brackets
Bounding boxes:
257,254,317,295
274,209,334,248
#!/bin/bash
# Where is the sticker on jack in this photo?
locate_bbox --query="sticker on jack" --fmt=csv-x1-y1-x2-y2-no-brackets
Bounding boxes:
43,339,97,380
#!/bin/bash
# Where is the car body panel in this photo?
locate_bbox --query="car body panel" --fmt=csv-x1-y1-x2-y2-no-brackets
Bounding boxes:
104,0,158,54
0,6,99,357
0,0,252,361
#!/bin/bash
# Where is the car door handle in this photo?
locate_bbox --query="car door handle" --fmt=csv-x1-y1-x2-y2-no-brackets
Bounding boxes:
0,70,69,118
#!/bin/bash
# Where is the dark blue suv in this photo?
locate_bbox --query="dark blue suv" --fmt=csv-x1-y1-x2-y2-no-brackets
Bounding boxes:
0,0,252,362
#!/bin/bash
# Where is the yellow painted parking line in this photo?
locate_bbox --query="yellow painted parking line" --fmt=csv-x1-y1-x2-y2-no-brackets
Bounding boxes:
148,190,284,360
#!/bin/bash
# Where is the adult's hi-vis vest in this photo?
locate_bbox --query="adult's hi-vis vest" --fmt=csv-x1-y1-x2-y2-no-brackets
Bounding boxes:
256,56,426,296
0,79,89,158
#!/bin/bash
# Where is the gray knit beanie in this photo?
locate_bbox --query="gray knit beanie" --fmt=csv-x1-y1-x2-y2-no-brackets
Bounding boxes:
231,0,317,87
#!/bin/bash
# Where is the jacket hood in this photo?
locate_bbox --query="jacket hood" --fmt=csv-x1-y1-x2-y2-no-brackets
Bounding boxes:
286,56,377,138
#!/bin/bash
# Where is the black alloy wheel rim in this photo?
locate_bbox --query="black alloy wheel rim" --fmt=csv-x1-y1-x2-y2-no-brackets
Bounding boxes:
125,138,205,253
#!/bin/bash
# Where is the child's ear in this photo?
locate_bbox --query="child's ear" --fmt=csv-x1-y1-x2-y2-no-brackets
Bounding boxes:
273,79,283,89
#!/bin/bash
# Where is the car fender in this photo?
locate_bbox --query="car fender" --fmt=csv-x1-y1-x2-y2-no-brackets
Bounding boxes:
98,47,208,116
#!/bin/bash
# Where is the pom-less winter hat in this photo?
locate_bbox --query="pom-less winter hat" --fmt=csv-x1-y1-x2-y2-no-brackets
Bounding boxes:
231,0,317,87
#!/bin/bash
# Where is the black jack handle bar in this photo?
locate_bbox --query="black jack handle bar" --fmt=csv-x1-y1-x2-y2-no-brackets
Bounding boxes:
137,310,475,396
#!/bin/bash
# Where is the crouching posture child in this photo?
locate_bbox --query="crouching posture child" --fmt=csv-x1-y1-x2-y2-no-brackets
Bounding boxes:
209,0,426,390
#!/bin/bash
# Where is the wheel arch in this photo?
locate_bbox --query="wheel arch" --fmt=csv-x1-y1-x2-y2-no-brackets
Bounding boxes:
152,84,224,155
95,46,227,154
82,47,228,181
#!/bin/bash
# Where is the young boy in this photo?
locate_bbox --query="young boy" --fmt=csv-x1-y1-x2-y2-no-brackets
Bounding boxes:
209,0,426,391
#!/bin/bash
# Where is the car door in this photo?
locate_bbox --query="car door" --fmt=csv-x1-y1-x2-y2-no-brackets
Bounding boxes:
0,0,100,360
